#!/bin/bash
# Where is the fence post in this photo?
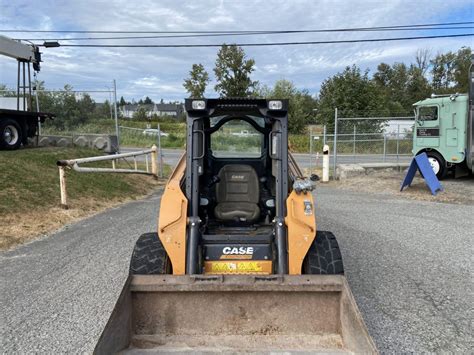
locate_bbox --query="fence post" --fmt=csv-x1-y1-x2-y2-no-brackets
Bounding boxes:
353,124,356,162
396,124,400,164
383,133,387,162
333,108,338,179
157,123,163,178
58,166,68,209
151,144,158,178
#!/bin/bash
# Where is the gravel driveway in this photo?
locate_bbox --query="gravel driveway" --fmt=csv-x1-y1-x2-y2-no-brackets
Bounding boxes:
1,187,472,353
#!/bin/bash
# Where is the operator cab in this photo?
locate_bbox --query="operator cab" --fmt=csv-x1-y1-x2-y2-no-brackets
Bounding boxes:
184,98,300,274
189,108,285,235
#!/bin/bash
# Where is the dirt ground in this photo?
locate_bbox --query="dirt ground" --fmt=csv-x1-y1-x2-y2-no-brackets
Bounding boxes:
0,182,164,251
325,170,474,205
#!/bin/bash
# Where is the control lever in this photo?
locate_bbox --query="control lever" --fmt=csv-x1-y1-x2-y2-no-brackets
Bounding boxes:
207,175,221,188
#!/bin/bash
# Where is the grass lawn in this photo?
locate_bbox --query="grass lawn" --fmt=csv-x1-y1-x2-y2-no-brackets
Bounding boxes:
0,146,165,250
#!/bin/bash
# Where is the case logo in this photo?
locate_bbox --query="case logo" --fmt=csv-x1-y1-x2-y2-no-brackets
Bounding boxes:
222,246,254,255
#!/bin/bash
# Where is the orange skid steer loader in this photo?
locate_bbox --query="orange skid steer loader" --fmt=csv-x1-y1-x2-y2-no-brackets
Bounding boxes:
95,98,376,353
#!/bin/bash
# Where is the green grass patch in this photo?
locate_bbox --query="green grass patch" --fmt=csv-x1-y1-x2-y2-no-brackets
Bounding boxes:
0,146,164,249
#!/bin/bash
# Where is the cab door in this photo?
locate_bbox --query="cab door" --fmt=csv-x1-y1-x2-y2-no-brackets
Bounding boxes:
415,105,440,148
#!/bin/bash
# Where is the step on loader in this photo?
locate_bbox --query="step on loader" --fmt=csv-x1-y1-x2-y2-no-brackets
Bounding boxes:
95,98,376,353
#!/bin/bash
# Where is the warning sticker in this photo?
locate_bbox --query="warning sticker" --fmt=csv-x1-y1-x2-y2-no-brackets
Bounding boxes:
204,261,272,274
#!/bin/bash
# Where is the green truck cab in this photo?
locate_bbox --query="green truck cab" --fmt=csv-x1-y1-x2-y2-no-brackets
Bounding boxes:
412,61,473,179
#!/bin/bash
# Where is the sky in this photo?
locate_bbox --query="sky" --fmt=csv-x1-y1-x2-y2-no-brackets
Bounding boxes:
0,0,473,103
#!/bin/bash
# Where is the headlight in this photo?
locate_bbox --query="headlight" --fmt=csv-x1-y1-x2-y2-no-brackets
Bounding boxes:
192,100,206,110
268,100,282,110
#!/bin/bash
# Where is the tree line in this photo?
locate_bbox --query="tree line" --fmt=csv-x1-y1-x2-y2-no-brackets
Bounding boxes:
183,45,471,133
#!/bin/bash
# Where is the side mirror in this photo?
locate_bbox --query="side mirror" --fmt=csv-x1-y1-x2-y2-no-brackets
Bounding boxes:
310,174,320,182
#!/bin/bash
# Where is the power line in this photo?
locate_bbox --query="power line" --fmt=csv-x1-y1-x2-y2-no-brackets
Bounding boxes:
40,33,473,48
13,26,474,41
2,21,472,34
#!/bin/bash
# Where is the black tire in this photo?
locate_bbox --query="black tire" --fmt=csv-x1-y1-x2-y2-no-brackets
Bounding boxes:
303,230,344,275
129,233,171,275
0,119,22,150
425,151,447,180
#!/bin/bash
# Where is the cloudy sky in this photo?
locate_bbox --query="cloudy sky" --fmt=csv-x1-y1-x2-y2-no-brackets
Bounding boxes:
1,0,472,102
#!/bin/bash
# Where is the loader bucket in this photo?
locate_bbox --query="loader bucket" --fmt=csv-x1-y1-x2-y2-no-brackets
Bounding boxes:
94,275,376,354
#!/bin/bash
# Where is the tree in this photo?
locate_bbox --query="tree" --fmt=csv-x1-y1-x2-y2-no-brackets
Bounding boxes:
262,79,317,134
453,47,472,93
133,107,148,120
143,96,153,104
373,61,430,115
415,48,431,75
317,65,388,133
214,44,258,97
431,51,457,91
96,99,112,119
119,96,126,106
406,65,431,104
183,63,209,98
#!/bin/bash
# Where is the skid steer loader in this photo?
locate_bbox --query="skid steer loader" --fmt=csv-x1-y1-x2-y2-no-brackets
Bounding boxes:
95,98,376,353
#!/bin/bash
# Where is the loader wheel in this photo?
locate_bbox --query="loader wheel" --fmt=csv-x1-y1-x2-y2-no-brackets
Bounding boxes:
304,231,344,275
129,232,171,275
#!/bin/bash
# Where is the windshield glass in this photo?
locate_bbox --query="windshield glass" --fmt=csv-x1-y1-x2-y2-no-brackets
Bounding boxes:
417,106,438,121
211,119,263,158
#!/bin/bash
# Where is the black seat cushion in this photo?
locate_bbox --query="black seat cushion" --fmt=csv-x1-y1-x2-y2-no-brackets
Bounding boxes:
214,165,260,222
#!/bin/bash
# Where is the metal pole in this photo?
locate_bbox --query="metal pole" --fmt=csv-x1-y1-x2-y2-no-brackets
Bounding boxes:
22,62,26,110
333,108,338,179
396,124,400,164
113,79,120,153
383,133,387,162
309,127,313,174
323,124,326,145
109,90,113,120
17,61,20,110
353,124,356,162
157,123,163,178
35,89,41,135
27,63,32,110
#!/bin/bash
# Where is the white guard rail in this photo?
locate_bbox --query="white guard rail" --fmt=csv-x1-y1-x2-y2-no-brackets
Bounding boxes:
56,145,159,208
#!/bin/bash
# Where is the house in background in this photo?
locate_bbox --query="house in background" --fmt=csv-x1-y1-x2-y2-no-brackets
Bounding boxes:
120,103,184,118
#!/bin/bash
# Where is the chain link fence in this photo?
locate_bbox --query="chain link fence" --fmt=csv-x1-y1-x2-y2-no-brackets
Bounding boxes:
307,110,415,176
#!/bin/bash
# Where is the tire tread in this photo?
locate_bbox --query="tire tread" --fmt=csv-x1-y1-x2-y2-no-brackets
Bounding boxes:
129,232,170,275
304,230,344,275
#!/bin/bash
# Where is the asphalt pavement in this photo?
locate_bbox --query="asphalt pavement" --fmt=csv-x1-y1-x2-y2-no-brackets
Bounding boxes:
1,187,473,353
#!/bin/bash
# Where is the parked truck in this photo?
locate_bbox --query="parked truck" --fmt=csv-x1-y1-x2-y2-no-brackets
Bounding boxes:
412,56,473,179
0,35,54,150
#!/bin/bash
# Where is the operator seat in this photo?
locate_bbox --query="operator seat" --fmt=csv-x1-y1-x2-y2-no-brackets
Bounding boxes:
214,164,260,222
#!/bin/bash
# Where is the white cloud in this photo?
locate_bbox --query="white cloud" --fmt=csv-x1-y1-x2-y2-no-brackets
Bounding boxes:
0,0,472,101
